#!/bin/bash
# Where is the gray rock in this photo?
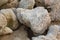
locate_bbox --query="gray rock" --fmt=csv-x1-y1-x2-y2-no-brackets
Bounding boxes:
32,25,59,40
17,7,51,34
35,0,60,6
19,0,35,9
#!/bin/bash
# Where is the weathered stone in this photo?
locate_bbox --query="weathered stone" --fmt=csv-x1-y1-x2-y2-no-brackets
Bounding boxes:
0,13,7,28
1,9,19,30
32,25,59,40
35,0,60,6
49,3,60,21
0,27,13,35
0,26,30,40
0,0,19,9
0,13,13,35
17,7,51,34
51,22,60,40
19,0,35,9
0,0,8,6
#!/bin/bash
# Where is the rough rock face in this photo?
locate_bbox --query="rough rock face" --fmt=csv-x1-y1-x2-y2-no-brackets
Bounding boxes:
1,9,19,30
51,22,60,40
49,3,60,21
35,0,60,6
0,13,13,35
0,0,8,6
0,26,30,40
0,0,19,9
0,27,13,35
0,13,7,28
35,0,60,21
32,25,59,40
17,7,51,34
18,0,35,9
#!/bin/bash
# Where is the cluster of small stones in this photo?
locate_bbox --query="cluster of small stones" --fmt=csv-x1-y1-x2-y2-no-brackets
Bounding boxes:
0,0,60,40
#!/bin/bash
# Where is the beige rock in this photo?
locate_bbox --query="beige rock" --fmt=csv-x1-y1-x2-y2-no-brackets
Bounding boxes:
19,0,35,9
17,7,51,34
51,22,60,40
35,0,60,6
0,26,30,40
49,3,60,21
1,9,19,30
0,13,7,28
0,0,19,9
0,27,13,35
0,13,13,35
0,0,8,6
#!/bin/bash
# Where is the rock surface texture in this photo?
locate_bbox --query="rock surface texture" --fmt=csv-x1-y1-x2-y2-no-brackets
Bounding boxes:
17,7,51,34
1,9,19,30
0,0,60,40
19,0,35,9
0,26,30,40
0,13,13,35
32,25,59,40
0,0,19,9
0,0,8,6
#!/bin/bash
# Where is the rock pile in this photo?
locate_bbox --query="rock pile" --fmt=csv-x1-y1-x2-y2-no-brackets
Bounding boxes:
0,0,60,40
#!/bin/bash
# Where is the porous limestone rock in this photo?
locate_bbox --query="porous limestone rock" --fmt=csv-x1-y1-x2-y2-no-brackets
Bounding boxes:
0,26,30,40
0,0,19,9
32,25,59,40
19,0,35,9
17,7,51,34
0,0,8,6
1,9,19,30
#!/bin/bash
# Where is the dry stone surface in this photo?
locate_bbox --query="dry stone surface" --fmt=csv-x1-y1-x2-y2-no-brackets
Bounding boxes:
0,26,30,40
0,13,13,35
35,0,60,6
1,9,19,30
0,0,19,9
0,0,8,6
18,0,35,9
32,25,59,40
17,7,51,35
